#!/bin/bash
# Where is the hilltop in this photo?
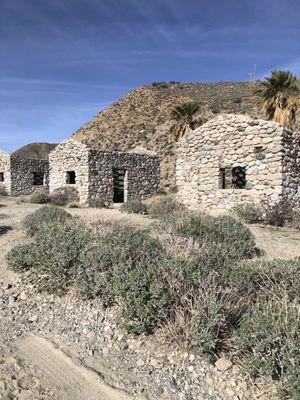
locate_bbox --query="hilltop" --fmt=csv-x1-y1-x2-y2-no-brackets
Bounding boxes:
11,142,58,160
72,81,264,189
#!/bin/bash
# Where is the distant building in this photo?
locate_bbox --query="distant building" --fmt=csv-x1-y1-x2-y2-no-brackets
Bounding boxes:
0,149,49,196
49,139,160,204
176,114,300,209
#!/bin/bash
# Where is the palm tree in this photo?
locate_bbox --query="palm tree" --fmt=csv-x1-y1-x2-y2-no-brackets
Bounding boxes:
256,70,299,129
170,101,200,142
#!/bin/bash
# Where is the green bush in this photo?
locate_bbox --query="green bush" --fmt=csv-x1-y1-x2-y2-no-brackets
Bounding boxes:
195,293,228,356
77,228,172,333
0,185,8,196
120,200,148,215
225,259,300,302
235,302,300,399
75,243,114,304
175,214,257,261
25,220,93,293
30,192,48,204
48,187,79,206
290,209,300,230
232,203,264,224
148,196,184,218
0,226,12,235
88,198,108,208
263,200,293,227
22,205,72,236
6,243,35,272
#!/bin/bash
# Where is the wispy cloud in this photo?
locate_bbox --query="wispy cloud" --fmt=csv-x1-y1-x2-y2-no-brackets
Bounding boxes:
0,77,129,90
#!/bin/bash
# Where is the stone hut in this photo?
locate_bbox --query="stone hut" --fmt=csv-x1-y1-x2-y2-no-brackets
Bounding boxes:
0,149,49,196
176,114,300,209
49,139,160,204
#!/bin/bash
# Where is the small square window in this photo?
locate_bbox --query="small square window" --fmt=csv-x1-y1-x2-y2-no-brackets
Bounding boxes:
66,171,76,184
0,172,4,182
33,172,44,186
232,166,246,189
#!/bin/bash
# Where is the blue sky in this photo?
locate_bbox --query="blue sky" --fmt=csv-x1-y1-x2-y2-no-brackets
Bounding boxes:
0,0,299,152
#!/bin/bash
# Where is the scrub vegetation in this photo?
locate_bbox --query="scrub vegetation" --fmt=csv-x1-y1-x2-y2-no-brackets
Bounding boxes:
7,203,299,398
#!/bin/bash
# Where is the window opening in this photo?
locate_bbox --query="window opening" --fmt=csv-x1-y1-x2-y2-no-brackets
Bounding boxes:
66,171,76,184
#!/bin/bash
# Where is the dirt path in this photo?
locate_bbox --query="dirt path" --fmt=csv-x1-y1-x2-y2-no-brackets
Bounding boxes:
250,224,300,260
16,335,131,400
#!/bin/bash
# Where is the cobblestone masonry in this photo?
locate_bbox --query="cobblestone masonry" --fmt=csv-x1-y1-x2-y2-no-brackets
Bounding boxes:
0,150,11,194
176,114,300,209
49,139,160,204
0,151,49,196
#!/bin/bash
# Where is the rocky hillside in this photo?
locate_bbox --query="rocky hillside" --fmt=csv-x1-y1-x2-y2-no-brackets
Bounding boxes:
72,81,265,189
12,142,57,160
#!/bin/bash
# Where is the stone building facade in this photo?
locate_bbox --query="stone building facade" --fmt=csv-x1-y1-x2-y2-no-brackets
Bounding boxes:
176,114,300,209
49,139,160,204
0,150,49,196
0,150,11,194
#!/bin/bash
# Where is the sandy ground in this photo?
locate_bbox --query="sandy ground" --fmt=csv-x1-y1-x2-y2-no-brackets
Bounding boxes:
0,197,137,400
1,196,300,400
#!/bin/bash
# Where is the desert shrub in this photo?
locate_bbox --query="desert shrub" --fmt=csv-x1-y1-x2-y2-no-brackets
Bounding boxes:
235,302,300,399
99,229,171,333
0,186,7,196
211,105,220,114
175,214,257,262
120,200,148,215
76,228,172,333
68,203,79,208
290,209,300,230
262,200,293,227
22,205,72,236
151,82,169,88
6,243,35,272
25,220,94,293
88,198,108,208
75,243,114,304
194,292,228,356
232,203,264,224
233,97,242,104
148,196,184,218
48,187,79,206
30,192,48,204
0,226,12,235
225,259,300,302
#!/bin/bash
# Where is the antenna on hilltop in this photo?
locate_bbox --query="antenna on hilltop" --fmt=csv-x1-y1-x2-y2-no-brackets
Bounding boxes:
248,64,257,92
249,64,257,82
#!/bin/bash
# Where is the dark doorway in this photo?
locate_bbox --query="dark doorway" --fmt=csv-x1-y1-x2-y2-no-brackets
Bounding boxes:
0,172,4,182
66,171,76,184
33,172,44,186
113,168,126,203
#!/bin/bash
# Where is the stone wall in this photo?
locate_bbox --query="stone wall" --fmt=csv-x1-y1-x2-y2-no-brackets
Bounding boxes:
49,139,160,204
10,157,49,196
176,114,299,209
49,139,90,203
0,150,11,194
88,150,160,203
281,130,300,204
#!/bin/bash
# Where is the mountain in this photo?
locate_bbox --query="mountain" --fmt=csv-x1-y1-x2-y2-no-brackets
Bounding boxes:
72,81,268,189
11,142,58,160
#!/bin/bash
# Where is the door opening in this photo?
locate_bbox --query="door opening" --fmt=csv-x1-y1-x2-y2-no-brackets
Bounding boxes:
113,168,126,203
